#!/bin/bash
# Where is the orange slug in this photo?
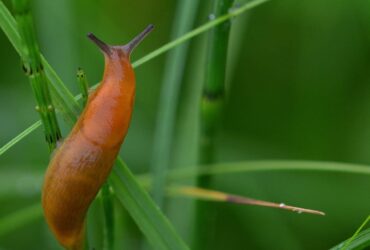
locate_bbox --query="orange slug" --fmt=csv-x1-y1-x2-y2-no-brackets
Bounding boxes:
41,24,154,250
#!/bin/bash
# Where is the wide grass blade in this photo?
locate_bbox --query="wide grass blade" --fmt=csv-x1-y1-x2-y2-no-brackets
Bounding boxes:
111,159,189,250
151,0,199,207
331,215,370,250
331,228,370,250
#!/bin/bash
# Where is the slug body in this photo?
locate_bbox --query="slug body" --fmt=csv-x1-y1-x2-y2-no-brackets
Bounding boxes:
42,25,153,250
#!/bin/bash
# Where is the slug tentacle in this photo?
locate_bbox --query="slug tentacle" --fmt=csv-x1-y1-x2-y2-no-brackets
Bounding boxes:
122,24,154,55
87,33,112,56
42,25,153,250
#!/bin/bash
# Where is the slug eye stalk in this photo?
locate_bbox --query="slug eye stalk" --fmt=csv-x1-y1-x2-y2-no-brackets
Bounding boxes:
87,24,154,57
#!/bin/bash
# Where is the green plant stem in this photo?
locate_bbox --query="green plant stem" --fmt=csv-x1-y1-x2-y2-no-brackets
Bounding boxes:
11,0,61,151
198,0,233,182
151,0,199,207
0,120,41,156
101,183,114,250
111,159,189,250
76,68,89,106
331,228,370,250
0,0,81,125
0,0,270,156
194,0,234,249
339,215,370,250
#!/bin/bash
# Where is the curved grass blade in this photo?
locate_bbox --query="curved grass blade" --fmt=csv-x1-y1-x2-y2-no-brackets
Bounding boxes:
0,121,41,156
137,160,370,186
110,159,189,250
330,215,370,250
166,160,370,181
331,228,370,250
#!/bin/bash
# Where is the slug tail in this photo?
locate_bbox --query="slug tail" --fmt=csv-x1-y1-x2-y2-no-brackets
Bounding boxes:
123,24,154,55
64,226,85,250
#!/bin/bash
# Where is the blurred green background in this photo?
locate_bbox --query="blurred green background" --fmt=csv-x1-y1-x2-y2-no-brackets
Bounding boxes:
0,0,370,249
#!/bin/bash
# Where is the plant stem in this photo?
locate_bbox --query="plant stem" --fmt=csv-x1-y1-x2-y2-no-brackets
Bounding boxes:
199,0,234,169
151,0,199,207
101,183,114,250
194,0,234,249
76,68,89,106
11,0,61,151
339,215,370,250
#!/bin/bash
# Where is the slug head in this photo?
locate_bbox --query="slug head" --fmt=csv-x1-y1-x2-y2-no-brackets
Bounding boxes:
87,24,154,60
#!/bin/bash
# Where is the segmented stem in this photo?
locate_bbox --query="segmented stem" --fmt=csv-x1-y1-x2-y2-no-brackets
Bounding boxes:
11,0,61,151
194,0,234,249
76,68,89,107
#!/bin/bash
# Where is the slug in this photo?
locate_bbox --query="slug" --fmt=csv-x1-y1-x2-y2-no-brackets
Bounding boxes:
42,24,154,250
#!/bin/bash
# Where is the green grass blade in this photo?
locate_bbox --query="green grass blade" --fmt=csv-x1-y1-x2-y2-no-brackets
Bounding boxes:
100,183,114,250
0,0,270,156
330,215,370,250
0,202,42,237
0,121,41,156
132,0,271,68
111,159,189,250
0,0,21,53
151,0,199,206
137,160,370,185
331,226,370,250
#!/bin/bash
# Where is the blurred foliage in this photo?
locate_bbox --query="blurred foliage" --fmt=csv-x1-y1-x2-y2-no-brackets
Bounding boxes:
0,0,370,249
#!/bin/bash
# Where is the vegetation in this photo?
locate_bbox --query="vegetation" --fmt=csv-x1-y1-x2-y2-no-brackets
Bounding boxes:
0,0,369,249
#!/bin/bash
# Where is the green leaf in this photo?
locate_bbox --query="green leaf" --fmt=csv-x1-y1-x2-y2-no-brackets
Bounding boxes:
110,159,189,250
151,0,200,207
137,160,370,186
331,215,370,250
330,228,370,250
